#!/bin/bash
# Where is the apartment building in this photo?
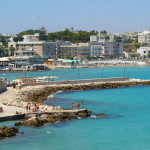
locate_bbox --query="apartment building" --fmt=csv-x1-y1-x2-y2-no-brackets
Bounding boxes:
90,33,124,58
59,43,90,59
138,30,150,44
8,36,72,58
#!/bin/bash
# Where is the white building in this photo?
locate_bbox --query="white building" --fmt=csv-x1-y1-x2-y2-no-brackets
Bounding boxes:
138,30,150,44
90,33,124,58
137,47,150,57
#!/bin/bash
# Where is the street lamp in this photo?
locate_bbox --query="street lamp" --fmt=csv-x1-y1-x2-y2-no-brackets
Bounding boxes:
52,68,55,81
101,67,104,78
123,66,126,77
77,66,80,79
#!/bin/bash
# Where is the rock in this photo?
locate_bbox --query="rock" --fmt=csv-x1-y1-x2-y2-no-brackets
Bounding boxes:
87,110,92,117
0,126,19,140
14,122,23,126
78,113,88,118
96,113,107,118
67,112,78,120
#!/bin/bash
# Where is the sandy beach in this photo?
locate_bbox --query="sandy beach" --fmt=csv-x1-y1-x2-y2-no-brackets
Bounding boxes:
0,87,26,117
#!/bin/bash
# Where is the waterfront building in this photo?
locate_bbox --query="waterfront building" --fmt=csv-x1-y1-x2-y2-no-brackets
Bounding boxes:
59,43,90,59
9,55,47,68
90,37,124,58
90,44,104,56
8,36,72,58
0,57,10,69
137,47,150,57
46,59,80,67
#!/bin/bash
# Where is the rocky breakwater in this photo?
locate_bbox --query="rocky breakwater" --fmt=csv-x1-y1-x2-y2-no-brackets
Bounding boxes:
2,79,150,109
0,126,19,140
15,109,92,127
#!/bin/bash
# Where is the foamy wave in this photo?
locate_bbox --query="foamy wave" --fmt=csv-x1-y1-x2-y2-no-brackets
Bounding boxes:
47,91,63,99
89,115,97,118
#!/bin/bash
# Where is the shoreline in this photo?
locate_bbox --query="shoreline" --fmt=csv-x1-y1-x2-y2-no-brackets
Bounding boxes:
0,78,150,121
0,63,150,73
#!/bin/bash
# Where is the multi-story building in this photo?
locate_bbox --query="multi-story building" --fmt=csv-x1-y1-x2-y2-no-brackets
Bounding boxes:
8,36,72,58
90,44,104,56
90,33,124,58
138,30,150,44
59,43,90,59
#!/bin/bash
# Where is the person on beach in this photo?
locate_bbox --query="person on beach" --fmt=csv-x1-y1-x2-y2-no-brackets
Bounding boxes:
26,104,29,113
0,106,3,112
70,103,74,109
77,102,80,109
80,101,85,108
12,82,16,89
28,103,31,112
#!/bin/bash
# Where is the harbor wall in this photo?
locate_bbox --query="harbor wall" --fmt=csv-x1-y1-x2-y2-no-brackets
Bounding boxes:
0,114,25,122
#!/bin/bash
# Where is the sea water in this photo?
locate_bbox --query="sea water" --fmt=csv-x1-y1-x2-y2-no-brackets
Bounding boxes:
1,65,150,81
1,85,150,150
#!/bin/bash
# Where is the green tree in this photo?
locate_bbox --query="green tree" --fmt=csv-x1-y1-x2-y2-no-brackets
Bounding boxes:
126,38,133,43
100,30,107,34
109,54,115,59
0,48,5,57
134,43,141,48
47,33,57,41
13,36,24,42
115,36,122,42
89,30,98,35
130,54,140,58
9,45,15,56
38,27,47,41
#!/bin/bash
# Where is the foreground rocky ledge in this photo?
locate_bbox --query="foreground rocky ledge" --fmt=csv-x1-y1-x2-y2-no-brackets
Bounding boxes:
0,126,19,140
15,109,92,127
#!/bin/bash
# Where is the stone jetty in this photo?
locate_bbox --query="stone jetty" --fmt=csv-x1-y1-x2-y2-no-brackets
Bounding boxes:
1,78,150,108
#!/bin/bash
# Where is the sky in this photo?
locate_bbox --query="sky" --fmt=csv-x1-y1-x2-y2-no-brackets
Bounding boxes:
1,0,150,35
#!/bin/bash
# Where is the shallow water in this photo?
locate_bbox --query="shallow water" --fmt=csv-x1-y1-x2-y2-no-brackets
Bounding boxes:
1,85,150,150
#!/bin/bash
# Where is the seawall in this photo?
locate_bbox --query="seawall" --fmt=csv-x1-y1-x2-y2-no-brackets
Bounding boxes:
0,114,25,122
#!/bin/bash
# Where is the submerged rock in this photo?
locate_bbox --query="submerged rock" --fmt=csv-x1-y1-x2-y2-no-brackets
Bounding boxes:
96,113,107,118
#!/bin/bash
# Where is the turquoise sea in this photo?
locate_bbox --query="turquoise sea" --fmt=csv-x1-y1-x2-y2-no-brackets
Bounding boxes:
1,65,150,81
0,66,150,150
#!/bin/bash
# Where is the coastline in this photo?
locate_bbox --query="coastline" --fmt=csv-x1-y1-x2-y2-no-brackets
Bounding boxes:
0,78,150,121
0,63,150,73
